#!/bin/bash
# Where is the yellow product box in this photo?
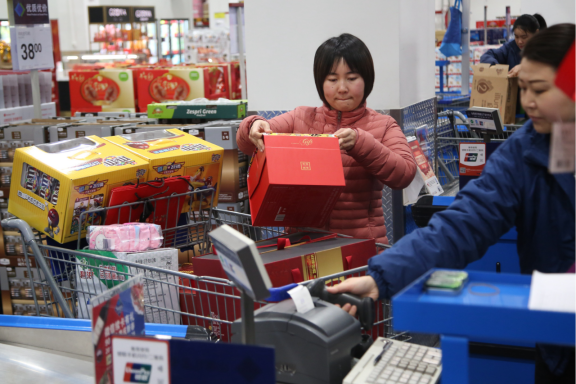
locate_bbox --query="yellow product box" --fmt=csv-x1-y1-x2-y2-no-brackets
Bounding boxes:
104,128,224,210
8,136,149,244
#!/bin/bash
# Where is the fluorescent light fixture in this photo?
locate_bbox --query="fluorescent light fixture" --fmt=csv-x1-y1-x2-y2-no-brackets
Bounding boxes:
65,56,79,60
81,54,127,60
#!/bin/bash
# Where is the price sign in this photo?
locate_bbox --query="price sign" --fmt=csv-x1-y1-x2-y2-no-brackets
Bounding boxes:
10,25,54,71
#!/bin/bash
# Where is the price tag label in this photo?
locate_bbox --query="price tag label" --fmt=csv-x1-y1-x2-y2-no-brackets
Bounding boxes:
10,25,54,71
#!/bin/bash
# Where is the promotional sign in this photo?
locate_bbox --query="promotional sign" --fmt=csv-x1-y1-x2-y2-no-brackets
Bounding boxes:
106,6,130,23
112,336,170,384
407,137,443,196
92,274,146,384
8,0,49,25
10,24,54,71
459,142,486,177
133,7,155,22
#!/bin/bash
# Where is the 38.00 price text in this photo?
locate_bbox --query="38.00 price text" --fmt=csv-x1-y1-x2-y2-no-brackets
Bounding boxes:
20,43,42,60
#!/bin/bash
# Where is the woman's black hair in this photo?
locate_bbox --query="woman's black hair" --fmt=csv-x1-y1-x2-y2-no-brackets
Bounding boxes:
513,14,542,34
313,33,374,106
522,23,575,70
532,14,547,30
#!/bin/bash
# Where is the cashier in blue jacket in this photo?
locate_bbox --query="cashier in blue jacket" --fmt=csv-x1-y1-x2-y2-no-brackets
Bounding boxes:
480,14,546,78
329,24,575,384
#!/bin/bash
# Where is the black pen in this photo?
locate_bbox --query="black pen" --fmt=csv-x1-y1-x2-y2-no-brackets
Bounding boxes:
374,340,392,365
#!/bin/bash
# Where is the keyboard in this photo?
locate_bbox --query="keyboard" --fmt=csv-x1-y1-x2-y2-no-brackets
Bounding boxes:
344,337,442,384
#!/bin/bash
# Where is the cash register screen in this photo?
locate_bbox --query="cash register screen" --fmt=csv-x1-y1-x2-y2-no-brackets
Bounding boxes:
208,225,272,301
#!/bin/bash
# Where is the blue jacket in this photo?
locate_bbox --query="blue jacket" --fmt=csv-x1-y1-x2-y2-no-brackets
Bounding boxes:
368,121,574,374
480,40,522,69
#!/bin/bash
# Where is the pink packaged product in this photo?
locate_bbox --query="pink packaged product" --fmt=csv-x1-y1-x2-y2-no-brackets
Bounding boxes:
87,223,163,252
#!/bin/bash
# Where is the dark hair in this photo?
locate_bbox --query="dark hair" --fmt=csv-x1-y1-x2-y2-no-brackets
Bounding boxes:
532,14,547,30
513,14,542,34
313,33,374,106
522,23,575,70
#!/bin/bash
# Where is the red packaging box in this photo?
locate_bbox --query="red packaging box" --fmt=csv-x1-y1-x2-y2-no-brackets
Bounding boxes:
180,233,376,341
248,134,345,227
69,69,136,115
134,66,231,112
192,233,376,287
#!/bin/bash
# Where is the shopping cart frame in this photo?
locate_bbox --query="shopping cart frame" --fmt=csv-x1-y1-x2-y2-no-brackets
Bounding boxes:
1,206,407,341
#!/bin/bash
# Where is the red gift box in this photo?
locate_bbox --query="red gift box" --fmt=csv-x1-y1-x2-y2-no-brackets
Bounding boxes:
180,232,376,341
248,134,345,227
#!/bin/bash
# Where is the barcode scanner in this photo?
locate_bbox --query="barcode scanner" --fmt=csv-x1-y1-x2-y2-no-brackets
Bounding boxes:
307,279,375,330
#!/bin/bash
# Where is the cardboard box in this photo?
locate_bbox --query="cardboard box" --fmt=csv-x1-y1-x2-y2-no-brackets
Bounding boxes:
112,124,204,139
205,124,247,202
134,67,231,112
69,69,136,115
104,128,224,210
0,102,56,124
147,100,247,120
8,136,149,243
470,64,518,124
248,134,345,227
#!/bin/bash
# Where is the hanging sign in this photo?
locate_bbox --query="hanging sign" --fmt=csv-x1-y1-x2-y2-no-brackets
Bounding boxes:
105,7,130,23
8,0,50,25
10,24,54,71
133,7,155,22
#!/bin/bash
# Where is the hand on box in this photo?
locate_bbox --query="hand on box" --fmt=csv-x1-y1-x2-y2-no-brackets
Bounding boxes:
249,120,272,152
508,64,521,78
326,275,379,316
334,128,358,151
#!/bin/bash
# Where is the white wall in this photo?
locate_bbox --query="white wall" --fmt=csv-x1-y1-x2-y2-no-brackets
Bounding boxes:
245,0,434,111
400,0,435,107
521,0,575,25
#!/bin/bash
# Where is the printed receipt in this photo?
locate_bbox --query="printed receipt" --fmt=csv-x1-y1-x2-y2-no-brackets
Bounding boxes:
288,285,315,313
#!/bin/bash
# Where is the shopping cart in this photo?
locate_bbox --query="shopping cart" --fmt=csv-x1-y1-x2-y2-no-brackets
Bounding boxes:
1,192,409,343
433,110,522,186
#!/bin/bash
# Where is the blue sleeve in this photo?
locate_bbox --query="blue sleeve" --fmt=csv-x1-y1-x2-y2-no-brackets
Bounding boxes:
368,136,525,299
480,44,509,65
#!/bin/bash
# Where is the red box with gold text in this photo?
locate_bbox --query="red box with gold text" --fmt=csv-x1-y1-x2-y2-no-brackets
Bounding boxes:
247,134,345,227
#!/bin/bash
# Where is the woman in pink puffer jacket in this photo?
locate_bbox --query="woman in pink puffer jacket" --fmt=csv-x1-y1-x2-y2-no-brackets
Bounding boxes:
237,34,417,244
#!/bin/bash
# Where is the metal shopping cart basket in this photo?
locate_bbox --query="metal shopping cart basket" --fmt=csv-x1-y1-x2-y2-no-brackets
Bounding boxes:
1,189,409,343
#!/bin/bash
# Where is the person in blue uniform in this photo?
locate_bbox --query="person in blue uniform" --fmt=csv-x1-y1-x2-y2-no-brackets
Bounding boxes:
481,13,546,78
329,24,575,384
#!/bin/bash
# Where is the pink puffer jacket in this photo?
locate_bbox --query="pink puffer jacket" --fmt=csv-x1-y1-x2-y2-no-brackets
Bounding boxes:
237,103,417,244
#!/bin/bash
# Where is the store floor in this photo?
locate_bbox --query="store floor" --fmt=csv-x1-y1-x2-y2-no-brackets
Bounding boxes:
0,342,93,383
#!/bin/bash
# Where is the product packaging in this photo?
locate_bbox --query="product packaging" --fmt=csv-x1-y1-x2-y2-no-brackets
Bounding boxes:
87,223,163,252
8,136,149,243
134,66,230,112
104,128,224,210
470,64,518,124
407,137,444,196
69,69,136,115
247,133,346,227
185,233,376,341
147,99,247,120
76,248,180,323
205,123,247,202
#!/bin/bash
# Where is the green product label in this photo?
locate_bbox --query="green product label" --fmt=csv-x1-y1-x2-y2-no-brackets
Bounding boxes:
118,72,129,82
77,250,130,289
189,71,200,81
147,104,175,119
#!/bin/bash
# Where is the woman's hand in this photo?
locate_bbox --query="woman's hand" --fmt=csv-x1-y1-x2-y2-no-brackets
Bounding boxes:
249,120,272,152
326,275,380,316
508,64,521,78
334,128,358,151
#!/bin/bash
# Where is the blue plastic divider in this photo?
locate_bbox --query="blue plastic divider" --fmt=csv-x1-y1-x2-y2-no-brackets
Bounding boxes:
0,314,188,338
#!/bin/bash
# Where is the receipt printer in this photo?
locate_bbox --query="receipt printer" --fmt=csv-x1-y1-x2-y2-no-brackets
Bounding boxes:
231,280,375,384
